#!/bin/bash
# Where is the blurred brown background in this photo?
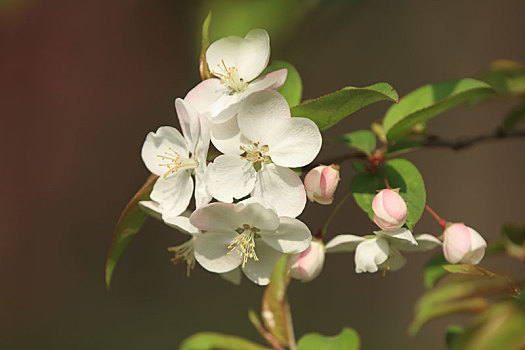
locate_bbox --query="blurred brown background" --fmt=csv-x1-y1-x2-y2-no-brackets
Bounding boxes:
1,0,524,349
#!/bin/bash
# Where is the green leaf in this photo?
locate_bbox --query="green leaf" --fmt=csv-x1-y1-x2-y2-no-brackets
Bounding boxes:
502,223,525,260
503,102,525,131
261,255,293,347
442,264,497,277
199,11,212,80
291,82,399,131
336,130,376,155
446,325,466,349
385,139,422,157
383,79,495,141
262,60,302,106
105,175,158,289
351,158,426,230
423,254,448,289
179,332,270,350
297,328,360,350
478,59,525,95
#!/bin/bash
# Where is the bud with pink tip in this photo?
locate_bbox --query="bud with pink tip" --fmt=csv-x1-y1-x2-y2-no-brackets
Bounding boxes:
290,240,325,282
443,223,487,264
372,189,407,230
304,165,340,205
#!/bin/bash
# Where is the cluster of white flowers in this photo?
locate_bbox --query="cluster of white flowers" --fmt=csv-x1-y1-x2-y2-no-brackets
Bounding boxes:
139,29,321,285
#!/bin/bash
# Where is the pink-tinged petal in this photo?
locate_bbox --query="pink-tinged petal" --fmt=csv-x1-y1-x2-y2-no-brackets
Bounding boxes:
193,231,242,273
319,165,340,201
304,166,322,202
325,235,366,253
260,216,312,254
189,202,241,233
206,29,270,83
184,78,227,115
252,163,306,218
246,69,288,93
206,154,257,203
372,189,407,230
150,172,193,219
461,227,487,264
382,189,407,222
443,223,472,264
141,126,188,176
242,241,283,286
290,240,325,282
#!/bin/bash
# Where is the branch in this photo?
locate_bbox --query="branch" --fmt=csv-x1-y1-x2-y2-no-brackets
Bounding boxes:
422,128,525,151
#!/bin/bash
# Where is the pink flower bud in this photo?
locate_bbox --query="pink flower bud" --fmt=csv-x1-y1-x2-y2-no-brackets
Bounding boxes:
304,165,340,205
443,223,487,264
290,240,325,282
372,189,407,230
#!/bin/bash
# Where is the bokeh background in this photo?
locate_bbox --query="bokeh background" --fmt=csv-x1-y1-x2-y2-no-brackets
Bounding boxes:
2,0,525,349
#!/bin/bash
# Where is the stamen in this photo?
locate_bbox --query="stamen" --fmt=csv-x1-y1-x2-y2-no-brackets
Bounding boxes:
168,239,196,277
239,138,269,165
210,59,248,93
228,224,259,268
157,147,198,178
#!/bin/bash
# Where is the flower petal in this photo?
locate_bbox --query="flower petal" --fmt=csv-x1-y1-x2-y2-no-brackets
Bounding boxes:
163,215,199,235
461,227,487,264
235,201,280,231
175,98,200,152
443,223,472,264
193,231,241,273
325,234,366,253
209,115,242,155
206,29,270,83
252,163,306,218
242,241,283,286
220,267,242,285
261,217,312,254
141,126,188,176
245,69,288,94
138,200,162,220
206,154,257,202
150,172,193,218
386,247,407,271
374,227,418,246
404,234,442,252
189,202,241,233
194,167,212,208
355,237,389,273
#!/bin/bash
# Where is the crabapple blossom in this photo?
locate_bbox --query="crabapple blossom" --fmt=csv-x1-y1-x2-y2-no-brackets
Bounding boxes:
206,90,322,218
372,188,407,230
141,99,211,220
304,165,340,205
290,240,325,282
443,223,487,264
326,228,441,273
189,198,312,285
186,29,287,124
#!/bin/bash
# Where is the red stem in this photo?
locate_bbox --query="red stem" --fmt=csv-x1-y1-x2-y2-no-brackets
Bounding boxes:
425,204,447,229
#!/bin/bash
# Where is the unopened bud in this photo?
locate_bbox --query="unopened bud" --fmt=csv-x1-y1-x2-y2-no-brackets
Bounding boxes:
290,240,325,282
372,189,407,230
443,223,487,264
304,165,340,205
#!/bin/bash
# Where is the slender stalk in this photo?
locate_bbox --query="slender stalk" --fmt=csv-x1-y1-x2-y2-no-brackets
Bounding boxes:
424,204,447,230
319,189,354,237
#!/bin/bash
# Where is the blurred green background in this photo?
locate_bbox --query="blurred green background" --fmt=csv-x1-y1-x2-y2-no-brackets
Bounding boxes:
1,0,524,349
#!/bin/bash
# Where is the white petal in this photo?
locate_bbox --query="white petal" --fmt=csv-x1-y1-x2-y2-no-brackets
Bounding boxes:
163,215,199,235
138,200,162,220
398,234,442,252
194,168,212,208
355,237,389,273
325,235,366,253
243,241,283,286
193,231,241,273
374,227,418,246
386,247,407,271
461,228,487,264
261,217,312,254
150,172,193,218
267,117,322,168
189,202,241,233
237,90,291,146
206,29,270,83
245,69,288,93
185,78,229,116
220,267,242,285
235,201,280,231
141,126,188,176
206,154,257,202
252,163,306,218
175,98,200,152
209,115,242,155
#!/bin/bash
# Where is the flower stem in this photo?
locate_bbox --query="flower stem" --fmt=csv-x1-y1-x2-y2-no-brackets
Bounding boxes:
424,204,447,230
319,189,354,238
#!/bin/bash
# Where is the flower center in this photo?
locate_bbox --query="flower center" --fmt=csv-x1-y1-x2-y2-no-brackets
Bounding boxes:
228,224,260,268
167,238,196,277
157,147,198,178
211,59,248,94
240,138,269,170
